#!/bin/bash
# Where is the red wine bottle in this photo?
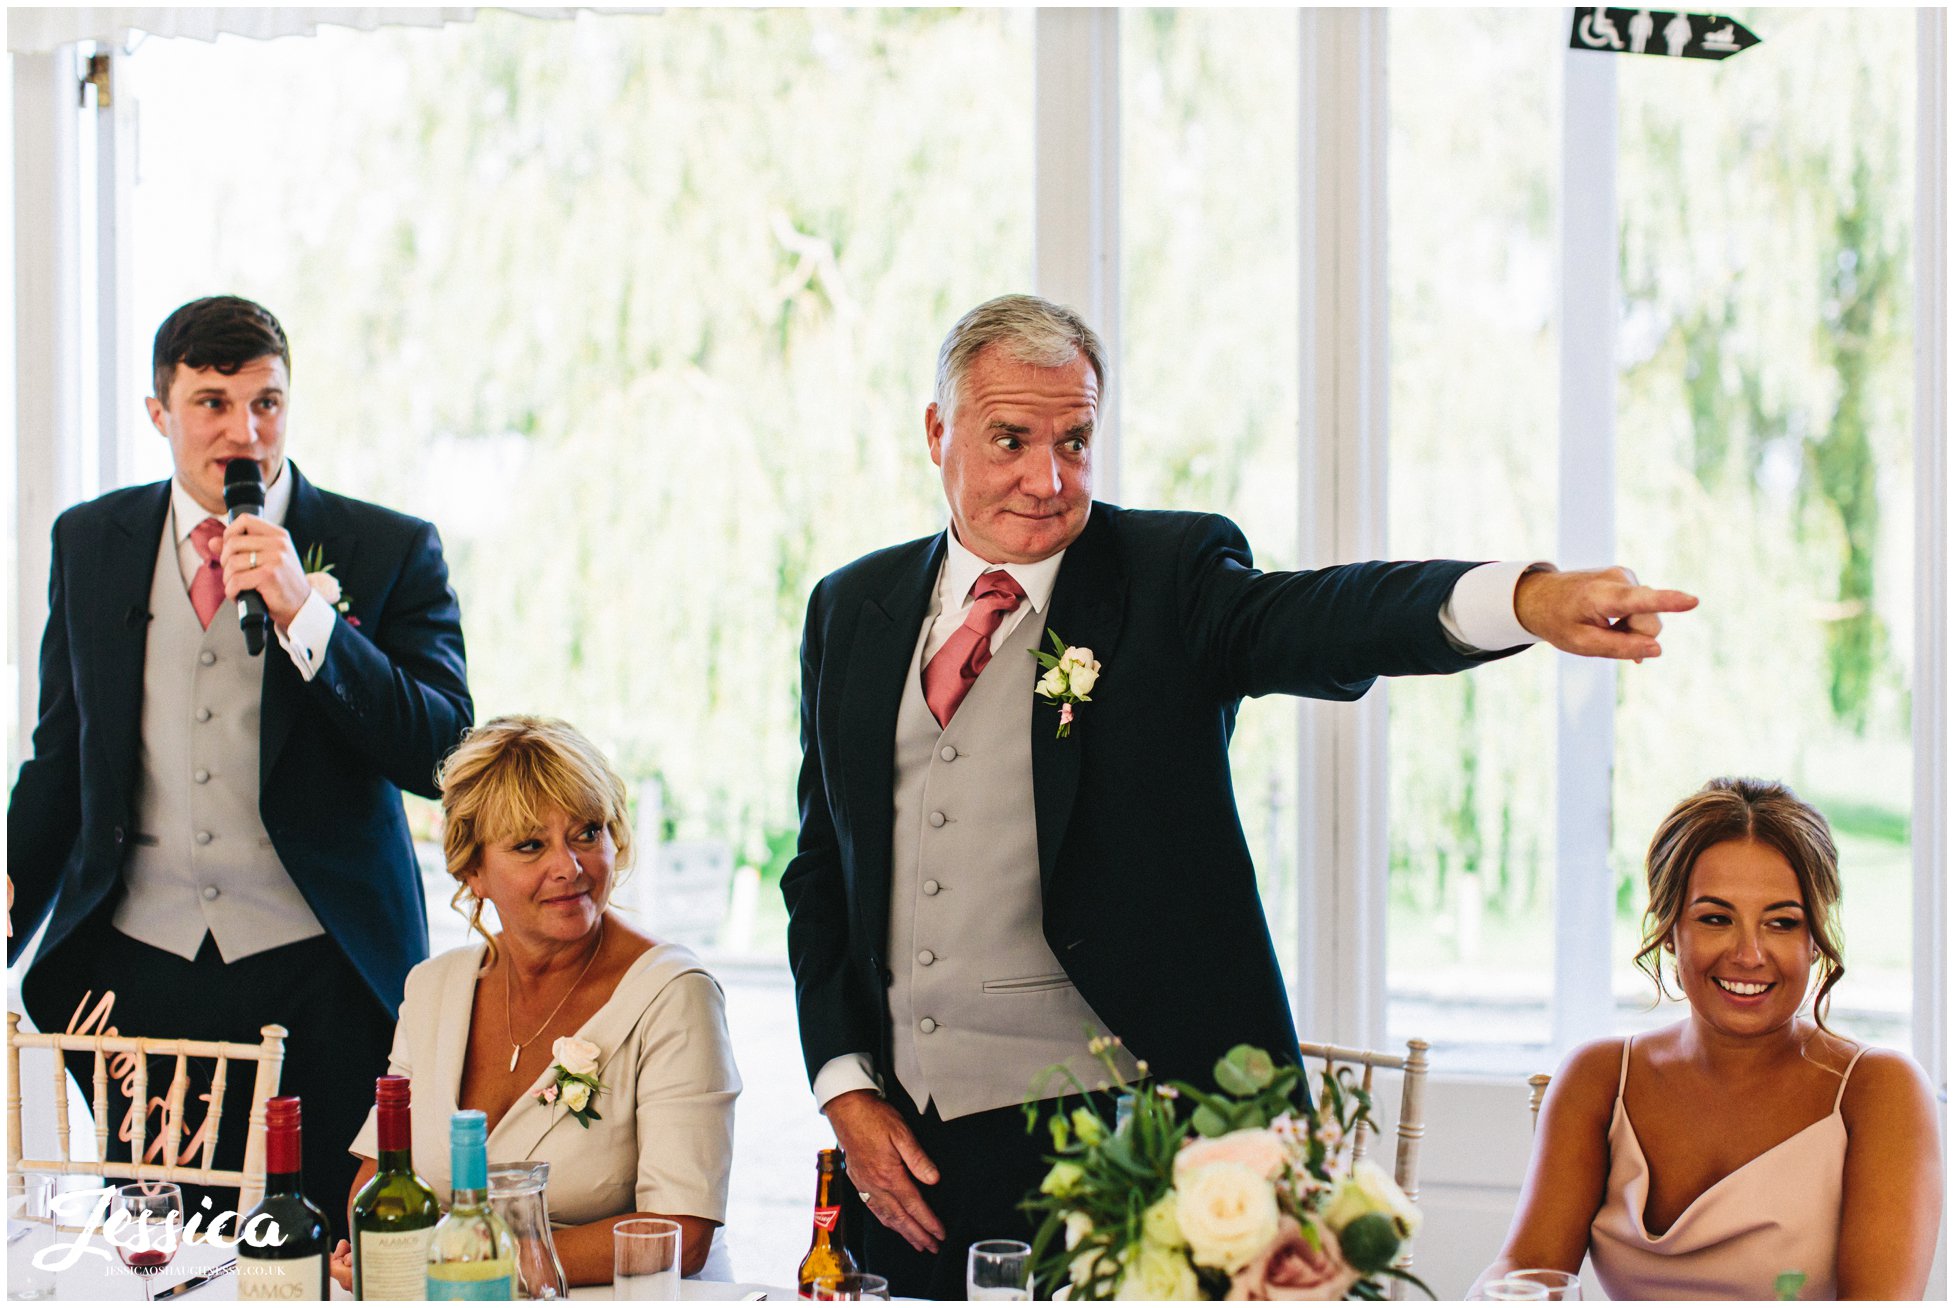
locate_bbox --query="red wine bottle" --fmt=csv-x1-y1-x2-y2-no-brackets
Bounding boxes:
236,1096,333,1301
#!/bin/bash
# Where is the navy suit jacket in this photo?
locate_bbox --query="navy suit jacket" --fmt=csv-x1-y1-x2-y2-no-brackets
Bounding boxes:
782,504,1523,1091
7,463,472,1015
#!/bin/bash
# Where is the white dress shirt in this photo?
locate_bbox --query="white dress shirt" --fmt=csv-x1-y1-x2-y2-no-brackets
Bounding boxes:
169,460,336,681
811,530,1543,1110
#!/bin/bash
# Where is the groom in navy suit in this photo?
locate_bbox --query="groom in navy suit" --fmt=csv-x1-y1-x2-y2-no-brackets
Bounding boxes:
782,294,1698,1297
8,297,470,1231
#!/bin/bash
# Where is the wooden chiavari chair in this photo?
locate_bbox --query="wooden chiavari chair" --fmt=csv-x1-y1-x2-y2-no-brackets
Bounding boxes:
7,1013,286,1213
1297,1037,1429,1300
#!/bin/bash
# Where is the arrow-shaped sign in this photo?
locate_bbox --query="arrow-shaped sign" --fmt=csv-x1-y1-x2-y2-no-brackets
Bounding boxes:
1570,9,1761,60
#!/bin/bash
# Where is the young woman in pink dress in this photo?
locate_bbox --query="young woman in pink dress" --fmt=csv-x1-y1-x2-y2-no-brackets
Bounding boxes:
1477,777,1940,1300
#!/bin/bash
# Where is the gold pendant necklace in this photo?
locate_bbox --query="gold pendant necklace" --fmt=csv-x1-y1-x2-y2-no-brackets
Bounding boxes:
504,920,606,1072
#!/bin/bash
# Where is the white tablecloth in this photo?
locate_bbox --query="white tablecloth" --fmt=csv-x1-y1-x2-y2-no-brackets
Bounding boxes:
33,1231,792,1301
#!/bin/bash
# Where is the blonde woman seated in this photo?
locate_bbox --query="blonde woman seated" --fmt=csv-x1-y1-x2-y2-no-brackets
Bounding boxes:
1478,777,1940,1300
331,716,741,1288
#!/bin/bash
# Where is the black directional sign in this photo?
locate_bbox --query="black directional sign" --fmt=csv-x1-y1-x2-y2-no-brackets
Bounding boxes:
1570,9,1761,60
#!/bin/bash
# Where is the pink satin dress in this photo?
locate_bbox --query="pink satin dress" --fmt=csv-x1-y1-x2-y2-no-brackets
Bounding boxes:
1588,1035,1865,1301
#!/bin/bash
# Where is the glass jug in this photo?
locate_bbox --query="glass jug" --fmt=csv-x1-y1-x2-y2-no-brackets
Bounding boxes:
487,1161,569,1300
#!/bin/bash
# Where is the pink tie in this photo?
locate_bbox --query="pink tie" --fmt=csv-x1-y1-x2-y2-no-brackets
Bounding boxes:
189,516,226,629
922,571,1028,727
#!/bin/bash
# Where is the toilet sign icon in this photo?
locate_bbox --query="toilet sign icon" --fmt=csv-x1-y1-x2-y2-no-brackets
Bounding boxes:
1571,9,1761,60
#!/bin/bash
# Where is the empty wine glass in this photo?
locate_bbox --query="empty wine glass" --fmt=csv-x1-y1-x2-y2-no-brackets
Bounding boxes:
111,1182,183,1302
809,1271,891,1300
967,1239,1032,1300
1503,1269,1580,1300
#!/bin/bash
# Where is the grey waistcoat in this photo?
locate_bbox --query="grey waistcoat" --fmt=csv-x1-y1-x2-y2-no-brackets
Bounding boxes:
886,615,1132,1120
112,525,324,960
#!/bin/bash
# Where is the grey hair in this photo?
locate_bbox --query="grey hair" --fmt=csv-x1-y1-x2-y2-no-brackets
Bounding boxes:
932,294,1107,423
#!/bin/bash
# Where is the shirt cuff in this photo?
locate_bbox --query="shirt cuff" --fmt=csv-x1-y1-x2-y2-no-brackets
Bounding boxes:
1440,561,1552,654
813,1054,881,1111
276,590,336,682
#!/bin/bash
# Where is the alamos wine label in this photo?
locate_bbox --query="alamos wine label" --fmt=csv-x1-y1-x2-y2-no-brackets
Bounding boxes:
812,1205,841,1232
237,1253,324,1300
356,1228,436,1300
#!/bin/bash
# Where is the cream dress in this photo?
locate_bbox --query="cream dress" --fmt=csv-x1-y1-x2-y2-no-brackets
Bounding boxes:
349,940,741,1277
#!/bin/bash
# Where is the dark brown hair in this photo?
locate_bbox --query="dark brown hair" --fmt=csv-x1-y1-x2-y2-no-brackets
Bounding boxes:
1636,777,1845,1028
152,296,290,402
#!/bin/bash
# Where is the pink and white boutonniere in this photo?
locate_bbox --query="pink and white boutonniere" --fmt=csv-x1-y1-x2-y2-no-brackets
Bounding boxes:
301,543,358,626
534,1036,607,1128
1033,629,1101,739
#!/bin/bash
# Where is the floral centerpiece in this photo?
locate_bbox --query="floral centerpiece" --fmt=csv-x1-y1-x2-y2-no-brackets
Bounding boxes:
1022,1039,1428,1300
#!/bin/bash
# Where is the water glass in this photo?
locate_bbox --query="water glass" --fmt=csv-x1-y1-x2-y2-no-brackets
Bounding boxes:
1476,1276,1552,1301
7,1175,56,1301
808,1272,891,1300
967,1239,1031,1300
613,1217,682,1300
1504,1269,1581,1300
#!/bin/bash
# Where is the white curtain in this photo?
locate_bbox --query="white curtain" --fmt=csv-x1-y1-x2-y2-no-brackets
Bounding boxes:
6,7,640,55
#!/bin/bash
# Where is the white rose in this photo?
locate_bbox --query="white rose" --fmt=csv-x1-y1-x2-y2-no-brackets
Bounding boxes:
1116,1242,1200,1300
306,571,342,604
1038,667,1069,698
1174,1163,1281,1275
561,1080,592,1113
551,1036,603,1077
1065,1212,1095,1251
1060,646,1096,672
1323,1160,1422,1238
1175,1128,1290,1182
1068,665,1099,696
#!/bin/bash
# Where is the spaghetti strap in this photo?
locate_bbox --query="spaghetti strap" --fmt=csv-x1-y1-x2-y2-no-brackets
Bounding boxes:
1833,1043,1870,1113
1617,1035,1633,1096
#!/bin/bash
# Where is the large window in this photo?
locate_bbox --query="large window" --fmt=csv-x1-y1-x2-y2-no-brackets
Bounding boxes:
1387,8,1919,1071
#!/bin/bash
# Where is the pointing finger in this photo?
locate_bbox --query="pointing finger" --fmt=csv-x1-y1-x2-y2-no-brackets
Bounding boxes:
1609,586,1698,617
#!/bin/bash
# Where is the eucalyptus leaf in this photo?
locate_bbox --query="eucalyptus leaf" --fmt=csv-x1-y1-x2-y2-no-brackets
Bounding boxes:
1191,1103,1232,1138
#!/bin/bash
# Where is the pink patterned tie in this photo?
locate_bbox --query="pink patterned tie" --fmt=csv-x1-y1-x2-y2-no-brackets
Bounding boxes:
189,516,227,629
922,570,1028,727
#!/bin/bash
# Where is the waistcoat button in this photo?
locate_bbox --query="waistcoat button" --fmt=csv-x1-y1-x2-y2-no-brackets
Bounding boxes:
922,880,940,896
918,1018,937,1034
917,950,935,966
194,831,214,846
928,811,946,828
199,651,216,666
939,745,957,762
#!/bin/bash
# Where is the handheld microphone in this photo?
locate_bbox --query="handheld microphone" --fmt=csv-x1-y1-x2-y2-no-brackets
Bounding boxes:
223,459,271,657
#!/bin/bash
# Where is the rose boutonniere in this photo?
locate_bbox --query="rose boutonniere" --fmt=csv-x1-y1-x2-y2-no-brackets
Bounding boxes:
534,1036,607,1128
300,543,358,627
1033,628,1100,738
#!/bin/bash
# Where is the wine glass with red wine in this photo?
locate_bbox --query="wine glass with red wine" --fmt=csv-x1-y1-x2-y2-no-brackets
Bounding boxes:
112,1182,183,1301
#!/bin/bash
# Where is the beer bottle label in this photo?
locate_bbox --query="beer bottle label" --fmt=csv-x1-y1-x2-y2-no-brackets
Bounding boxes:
812,1205,841,1232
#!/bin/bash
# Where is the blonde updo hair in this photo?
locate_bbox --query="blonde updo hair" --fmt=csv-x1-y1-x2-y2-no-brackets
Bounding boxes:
437,715,635,958
1634,777,1845,1029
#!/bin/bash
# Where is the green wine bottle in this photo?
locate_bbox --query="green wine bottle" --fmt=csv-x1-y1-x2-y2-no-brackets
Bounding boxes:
351,1076,441,1300
424,1110,515,1300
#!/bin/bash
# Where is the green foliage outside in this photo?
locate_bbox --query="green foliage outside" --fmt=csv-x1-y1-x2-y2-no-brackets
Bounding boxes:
1386,8,1915,1031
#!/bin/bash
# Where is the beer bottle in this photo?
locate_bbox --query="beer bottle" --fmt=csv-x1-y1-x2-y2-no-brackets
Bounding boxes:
795,1148,858,1298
